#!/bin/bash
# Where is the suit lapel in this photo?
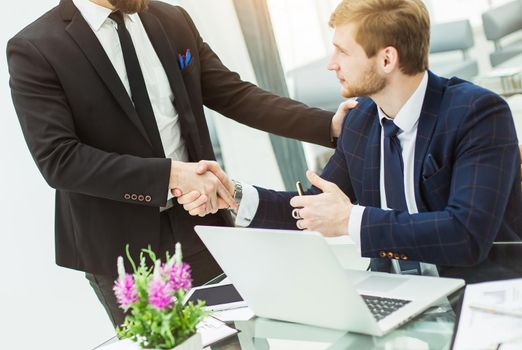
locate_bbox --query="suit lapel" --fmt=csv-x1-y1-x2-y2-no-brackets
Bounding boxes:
139,11,202,161
60,0,153,148
361,105,382,207
413,71,446,211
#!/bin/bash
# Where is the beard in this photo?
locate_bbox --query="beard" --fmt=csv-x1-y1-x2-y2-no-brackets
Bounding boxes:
340,62,386,98
108,0,150,14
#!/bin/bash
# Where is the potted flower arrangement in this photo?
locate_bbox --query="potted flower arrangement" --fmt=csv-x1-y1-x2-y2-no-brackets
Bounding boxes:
113,243,208,350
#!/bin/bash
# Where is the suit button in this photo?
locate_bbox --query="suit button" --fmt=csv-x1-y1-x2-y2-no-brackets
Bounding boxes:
131,194,137,200
124,194,131,200
394,253,400,260
379,251,387,258
400,254,408,261
138,195,144,202
145,195,152,202
387,252,394,259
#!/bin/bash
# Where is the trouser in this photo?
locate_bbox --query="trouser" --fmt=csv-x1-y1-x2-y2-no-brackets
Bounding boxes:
86,205,223,329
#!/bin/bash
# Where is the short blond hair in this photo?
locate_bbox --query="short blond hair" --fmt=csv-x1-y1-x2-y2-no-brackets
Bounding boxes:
329,0,430,75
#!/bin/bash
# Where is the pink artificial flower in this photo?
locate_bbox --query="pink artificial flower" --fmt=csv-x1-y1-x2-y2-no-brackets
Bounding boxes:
163,262,192,291
148,260,174,310
113,274,138,311
162,243,192,291
113,256,138,311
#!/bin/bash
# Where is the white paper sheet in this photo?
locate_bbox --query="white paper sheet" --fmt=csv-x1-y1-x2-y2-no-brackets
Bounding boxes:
197,316,238,347
212,307,255,322
453,278,522,350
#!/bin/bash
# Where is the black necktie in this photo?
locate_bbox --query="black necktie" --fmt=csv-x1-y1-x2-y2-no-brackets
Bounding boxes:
109,11,165,157
370,118,421,275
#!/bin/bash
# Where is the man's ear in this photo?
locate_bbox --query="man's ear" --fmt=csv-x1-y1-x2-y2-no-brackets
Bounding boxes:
380,46,399,74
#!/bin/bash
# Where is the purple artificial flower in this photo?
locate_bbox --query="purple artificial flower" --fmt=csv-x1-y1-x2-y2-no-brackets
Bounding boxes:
113,257,138,311
162,242,193,291
148,260,174,310
148,279,174,310
163,262,192,291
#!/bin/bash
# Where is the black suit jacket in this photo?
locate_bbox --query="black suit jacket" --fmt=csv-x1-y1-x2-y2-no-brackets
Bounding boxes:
7,0,334,275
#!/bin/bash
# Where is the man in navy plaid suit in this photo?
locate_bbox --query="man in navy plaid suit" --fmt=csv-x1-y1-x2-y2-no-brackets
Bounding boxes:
178,0,522,283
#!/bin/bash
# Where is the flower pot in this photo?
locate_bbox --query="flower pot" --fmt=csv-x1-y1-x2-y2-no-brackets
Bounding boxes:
136,333,202,350
113,333,202,350
170,333,202,350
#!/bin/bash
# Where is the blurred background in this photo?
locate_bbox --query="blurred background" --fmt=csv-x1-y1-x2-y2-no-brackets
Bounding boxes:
1,0,521,348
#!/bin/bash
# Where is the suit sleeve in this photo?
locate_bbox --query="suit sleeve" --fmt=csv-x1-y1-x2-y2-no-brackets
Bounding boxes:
7,37,171,207
177,7,336,148
251,117,356,228
360,93,519,267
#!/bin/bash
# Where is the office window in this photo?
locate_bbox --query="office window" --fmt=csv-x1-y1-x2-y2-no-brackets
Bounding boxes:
266,0,338,72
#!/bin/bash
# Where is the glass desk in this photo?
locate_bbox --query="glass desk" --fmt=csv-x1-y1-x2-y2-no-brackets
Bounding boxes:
94,274,464,350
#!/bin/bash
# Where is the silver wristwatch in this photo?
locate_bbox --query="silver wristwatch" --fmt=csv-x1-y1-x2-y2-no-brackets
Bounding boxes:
230,179,243,214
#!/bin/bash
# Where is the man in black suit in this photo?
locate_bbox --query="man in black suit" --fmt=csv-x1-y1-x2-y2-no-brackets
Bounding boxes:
7,0,347,328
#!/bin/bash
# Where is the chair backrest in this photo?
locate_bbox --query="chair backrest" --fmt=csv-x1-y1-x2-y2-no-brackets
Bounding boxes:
430,19,474,56
482,0,522,42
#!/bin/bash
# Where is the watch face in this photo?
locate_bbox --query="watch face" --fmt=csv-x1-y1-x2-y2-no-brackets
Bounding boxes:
232,180,242,204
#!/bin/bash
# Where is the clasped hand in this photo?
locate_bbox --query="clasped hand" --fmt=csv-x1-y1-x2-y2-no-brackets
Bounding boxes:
174,163,353,237
169,160,236,216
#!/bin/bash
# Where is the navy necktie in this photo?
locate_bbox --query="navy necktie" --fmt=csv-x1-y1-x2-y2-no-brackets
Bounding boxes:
109,11,165,157
370,118,421,275
382,119,407,211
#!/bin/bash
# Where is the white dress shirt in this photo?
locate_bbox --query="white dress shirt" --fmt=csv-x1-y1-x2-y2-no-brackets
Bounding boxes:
237,72,438,276
73,0,188,201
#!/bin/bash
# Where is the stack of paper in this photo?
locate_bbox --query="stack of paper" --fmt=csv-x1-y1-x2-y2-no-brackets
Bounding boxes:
197,316,238,346
453,278,522,350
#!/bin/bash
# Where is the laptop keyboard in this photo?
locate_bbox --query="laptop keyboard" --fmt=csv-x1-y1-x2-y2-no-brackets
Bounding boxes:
361,295,411,321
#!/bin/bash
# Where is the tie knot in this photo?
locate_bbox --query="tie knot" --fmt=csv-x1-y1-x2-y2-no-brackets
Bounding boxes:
382,118,401,138
109,11,125,28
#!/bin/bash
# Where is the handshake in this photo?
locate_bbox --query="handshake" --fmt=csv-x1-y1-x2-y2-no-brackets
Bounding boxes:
169,160,235,216
168,159,354,238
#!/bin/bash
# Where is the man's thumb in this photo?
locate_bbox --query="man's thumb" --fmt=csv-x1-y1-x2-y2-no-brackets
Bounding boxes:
306,170,334,192
196,161,211,175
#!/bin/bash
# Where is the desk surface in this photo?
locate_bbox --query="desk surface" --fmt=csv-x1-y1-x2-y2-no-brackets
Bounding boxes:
94,274,465,350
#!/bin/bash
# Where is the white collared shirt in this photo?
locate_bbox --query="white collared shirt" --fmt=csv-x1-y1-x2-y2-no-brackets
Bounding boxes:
73,0,188,201
237,72,438,276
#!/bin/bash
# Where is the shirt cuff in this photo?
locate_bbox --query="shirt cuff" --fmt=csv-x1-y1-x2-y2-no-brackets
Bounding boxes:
235,183,259,227
348,205,365,253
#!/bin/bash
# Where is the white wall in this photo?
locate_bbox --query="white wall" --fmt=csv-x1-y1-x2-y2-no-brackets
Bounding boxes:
0,2,116,350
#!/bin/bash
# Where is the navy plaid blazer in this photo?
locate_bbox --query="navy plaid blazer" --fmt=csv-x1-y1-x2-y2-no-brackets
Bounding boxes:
251,71,522,283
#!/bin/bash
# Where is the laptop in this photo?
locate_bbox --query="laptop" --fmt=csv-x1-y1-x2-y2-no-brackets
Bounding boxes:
195,226,465,336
